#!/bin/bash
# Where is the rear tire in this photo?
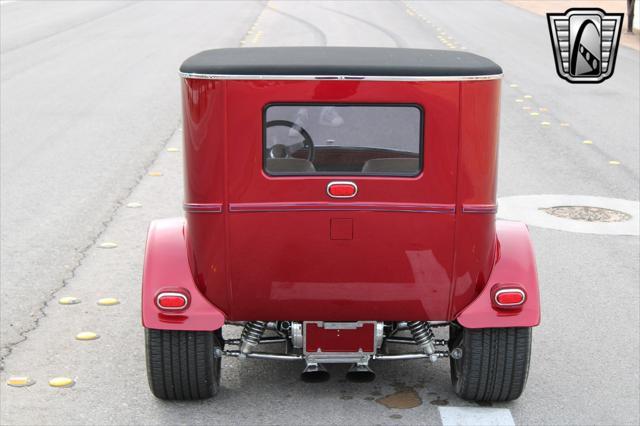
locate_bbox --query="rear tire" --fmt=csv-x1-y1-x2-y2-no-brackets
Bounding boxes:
145,328,221,400
449,325,531,402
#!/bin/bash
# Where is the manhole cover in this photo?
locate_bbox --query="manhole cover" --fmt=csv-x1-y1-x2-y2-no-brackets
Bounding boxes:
540,206,632,223
497,195,639,235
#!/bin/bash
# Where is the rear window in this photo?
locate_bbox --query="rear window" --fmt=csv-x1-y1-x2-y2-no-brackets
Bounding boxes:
263,104,423,176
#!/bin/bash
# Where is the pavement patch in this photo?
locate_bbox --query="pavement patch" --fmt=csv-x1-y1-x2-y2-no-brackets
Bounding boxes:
438,407,515,426
498,194,640,235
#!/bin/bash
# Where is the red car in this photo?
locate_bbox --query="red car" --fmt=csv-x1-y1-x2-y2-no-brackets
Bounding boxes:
142,47,540,402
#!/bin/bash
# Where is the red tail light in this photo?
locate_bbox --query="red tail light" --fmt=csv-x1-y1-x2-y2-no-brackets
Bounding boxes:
327,181,357,198
156,292,188,310
491,285,526,309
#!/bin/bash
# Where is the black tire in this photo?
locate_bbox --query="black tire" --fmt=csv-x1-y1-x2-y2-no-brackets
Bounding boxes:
145,328,221,400
449,325,531,402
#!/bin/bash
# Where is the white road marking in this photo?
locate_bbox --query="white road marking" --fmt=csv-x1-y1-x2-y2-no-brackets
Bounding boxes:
438,407,515,426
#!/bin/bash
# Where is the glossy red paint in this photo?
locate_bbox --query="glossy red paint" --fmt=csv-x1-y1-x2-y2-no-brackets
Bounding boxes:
142,218,225,330
175,77,513,322
456,221,541,328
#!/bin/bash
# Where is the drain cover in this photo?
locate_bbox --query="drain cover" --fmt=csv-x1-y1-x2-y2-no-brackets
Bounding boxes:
540,206,632,223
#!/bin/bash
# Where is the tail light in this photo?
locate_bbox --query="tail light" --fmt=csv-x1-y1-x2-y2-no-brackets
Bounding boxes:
491,285,526,310
327,181,357,198
156,292,189,311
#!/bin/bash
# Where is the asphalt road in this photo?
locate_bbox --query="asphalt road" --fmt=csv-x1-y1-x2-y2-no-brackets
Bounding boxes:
1,1,638,425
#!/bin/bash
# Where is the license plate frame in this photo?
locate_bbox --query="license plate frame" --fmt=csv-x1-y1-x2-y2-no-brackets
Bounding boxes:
303,321,376,354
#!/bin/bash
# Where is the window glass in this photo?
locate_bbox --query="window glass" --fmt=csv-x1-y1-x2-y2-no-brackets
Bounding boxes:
264,104,422,176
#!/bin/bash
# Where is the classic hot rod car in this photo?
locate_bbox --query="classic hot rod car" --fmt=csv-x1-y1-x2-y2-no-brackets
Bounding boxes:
142,47,540,402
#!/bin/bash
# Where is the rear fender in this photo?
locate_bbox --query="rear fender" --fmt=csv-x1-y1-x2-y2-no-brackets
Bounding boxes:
456,220,541,328
142,218,225,331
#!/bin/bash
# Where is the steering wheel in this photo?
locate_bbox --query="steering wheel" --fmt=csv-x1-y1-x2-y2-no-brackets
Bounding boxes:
266,120,315,162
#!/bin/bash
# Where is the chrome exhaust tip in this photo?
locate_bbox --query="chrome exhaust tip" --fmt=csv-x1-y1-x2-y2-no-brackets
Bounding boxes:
301,363,330,383
345,363,376,383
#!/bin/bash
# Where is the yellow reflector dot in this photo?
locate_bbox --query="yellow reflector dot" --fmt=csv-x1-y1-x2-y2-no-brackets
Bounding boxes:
49,377,74,388
98,242,117,249
530,112,540,116
59,296,81,305
524,94,533,99
166,147,179,152
7,377,35,387
148,171,163,177
583,140,593,144
126,202,142,208
97,298,120,306
541,121,551,126
609,160,621,165
76,332,99,341
509,83,518,88
515,98,524,103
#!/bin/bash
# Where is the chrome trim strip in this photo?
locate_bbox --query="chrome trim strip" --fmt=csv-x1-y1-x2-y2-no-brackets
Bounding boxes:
228,202,455,213
462,204,498,214
155,292,188,311
183,202,223,213
179,72,503,82
326,181,358,199
494,289,526,306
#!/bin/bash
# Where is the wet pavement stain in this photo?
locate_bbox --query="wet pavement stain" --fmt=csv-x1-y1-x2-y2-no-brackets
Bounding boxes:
430,398,449,406
364,396,375,401
389,414,403,419
376,388,422,409
340,395,353,400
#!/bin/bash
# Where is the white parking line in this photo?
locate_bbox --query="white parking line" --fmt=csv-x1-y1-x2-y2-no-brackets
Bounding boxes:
438,407,515,426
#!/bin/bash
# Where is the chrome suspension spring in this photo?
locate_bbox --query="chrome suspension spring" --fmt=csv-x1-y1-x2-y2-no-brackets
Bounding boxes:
407,321,436,355
240,321,268,354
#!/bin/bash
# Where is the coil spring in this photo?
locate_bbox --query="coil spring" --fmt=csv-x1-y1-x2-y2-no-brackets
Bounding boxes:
240,321,267,353
407,321,435,353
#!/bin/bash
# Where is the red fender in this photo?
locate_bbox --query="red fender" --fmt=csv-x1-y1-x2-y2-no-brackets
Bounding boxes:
456,220,541,328
142,218,225,331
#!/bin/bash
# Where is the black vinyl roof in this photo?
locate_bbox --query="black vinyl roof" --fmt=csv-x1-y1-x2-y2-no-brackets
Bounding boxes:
180,47,502,77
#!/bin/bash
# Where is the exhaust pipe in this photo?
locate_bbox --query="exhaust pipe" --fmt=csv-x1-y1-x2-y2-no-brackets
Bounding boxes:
346,363,376,383
301,363,330,383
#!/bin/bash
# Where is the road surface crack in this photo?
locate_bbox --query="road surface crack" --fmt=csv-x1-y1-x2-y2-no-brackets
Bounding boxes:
0,123,180,371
